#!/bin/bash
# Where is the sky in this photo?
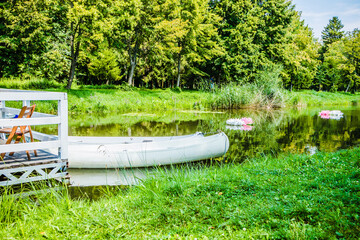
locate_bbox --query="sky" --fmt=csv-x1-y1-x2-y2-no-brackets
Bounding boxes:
291,0,360,40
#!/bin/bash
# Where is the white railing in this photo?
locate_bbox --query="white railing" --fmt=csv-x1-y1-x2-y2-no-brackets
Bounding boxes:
0,89,68,162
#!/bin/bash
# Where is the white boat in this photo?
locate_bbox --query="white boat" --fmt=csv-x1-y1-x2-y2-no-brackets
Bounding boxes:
67,132,229,168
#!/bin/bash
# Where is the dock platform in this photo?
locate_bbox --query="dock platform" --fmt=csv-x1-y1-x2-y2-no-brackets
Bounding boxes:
0,150,67,186
0,89,68,186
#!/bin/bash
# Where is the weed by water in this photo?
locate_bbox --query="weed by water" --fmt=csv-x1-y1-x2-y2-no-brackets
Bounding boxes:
210,67,287,109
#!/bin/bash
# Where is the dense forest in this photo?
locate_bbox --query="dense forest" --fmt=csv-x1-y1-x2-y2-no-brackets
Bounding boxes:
0,0,359,91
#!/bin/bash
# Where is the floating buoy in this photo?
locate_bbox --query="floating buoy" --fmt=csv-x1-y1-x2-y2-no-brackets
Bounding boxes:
226,117,254,130
226,125,253,131
226,117,253,126
319,110,343,119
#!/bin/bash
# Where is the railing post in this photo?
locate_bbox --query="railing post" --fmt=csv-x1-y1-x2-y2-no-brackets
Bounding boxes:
58,93,68,161
0,100,5,140
23,100,31,107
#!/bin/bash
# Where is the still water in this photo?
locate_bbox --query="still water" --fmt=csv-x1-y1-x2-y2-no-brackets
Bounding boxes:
38,106,360,190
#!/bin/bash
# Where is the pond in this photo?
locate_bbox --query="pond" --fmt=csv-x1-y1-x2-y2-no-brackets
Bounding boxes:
36,105,360,196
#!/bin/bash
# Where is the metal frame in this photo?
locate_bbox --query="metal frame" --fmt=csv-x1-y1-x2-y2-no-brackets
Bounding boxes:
0,89,68,186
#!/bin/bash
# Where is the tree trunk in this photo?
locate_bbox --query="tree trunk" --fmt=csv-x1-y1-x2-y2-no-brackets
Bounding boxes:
176,51,181,88
345,78,352,92
128,59,136,86
67,20,81,90
127,30,141,86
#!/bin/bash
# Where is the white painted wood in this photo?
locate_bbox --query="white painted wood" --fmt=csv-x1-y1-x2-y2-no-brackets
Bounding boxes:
0,140,60,152
0,162,67,186
0,162,66,174
23,100,31,107
58,95,68,161
3,107,55,118
32,131,58,141
0,101,5,140
0,89,65,101
0,116,60,127
0,89,69,186
0,172,67,186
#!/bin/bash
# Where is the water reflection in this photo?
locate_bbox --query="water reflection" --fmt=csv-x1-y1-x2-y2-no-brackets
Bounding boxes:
34,106,360,189
68,168,152,186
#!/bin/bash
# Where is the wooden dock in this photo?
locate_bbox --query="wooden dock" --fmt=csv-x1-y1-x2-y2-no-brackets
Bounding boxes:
0,150,67,186
0,89,68,186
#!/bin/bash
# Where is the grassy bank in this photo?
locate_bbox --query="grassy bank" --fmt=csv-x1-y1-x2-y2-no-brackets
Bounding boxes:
1,147,359,239
1,77,360,114
4,88,360,115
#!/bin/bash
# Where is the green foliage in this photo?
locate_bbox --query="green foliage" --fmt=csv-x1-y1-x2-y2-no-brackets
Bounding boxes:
0,1,357,93
320,28,360,92
88,49,122,84
0,148,359,238
322,16,344,47
282,13,320,90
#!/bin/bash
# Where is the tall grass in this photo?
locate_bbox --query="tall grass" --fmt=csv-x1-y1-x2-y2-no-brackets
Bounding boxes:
0,147,359,239
210,67,287,109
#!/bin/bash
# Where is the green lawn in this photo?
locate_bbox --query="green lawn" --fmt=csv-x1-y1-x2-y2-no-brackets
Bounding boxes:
1,147,359,239
3,87,360,115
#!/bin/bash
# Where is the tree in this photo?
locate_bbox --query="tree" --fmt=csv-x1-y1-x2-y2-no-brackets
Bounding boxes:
157,0,223,88
88,49,121,85
343,29,360,92
0,0,56,78
322,16,344,47
323,29,360,92
282,13,320,90
213,0,297,84
65,0,100,89
110,0,157,86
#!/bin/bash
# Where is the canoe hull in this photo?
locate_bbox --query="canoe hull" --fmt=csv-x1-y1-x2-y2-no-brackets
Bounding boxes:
68,132,229,168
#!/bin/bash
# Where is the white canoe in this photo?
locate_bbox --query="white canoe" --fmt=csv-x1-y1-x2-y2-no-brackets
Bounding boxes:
67,132,229,168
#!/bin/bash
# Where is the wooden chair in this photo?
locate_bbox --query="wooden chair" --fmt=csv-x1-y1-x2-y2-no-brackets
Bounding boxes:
0,105,37,160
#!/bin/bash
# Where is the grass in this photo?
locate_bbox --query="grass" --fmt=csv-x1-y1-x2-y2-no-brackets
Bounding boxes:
1,147,359,239
3,87,360,116
288,90,360,107
1,77,360,114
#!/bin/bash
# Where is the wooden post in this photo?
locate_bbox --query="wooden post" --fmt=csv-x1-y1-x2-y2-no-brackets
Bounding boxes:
0,100,5,140
58,93,68,162
23,100,31,107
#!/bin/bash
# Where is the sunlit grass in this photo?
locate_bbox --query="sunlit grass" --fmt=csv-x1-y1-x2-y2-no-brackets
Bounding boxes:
1,77,360,113
1,147,359,239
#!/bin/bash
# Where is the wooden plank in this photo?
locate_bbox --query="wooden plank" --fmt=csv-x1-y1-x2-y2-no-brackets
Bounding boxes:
0,162,66,173
0,90,66,101
32,131,58,141
3,107,55,118
0,158,60,169
0,116,60,127
0,172,67,186
58,97,68,161
0,140,60,153
0,149,60,169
